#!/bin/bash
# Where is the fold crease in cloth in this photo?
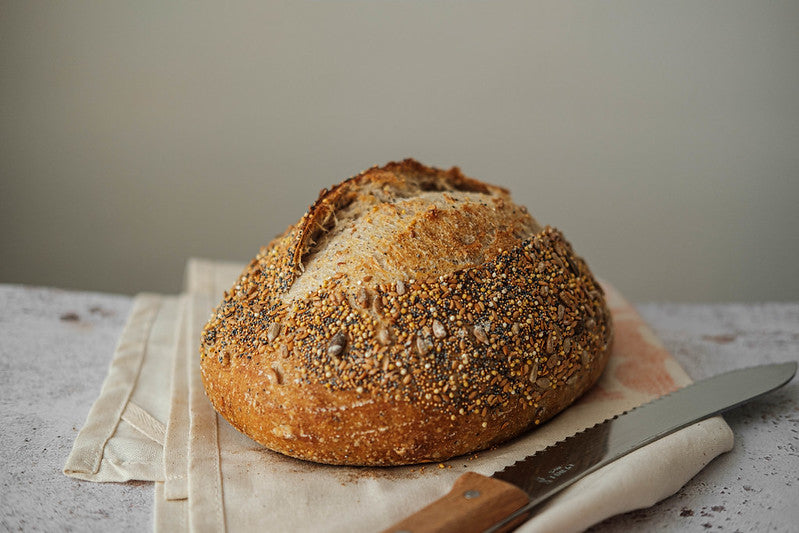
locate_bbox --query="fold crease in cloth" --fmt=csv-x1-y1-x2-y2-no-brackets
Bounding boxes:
122,402,167,446
163,295,191,501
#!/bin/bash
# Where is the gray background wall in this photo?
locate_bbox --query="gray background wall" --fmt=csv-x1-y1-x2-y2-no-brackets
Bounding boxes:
2,1,798,302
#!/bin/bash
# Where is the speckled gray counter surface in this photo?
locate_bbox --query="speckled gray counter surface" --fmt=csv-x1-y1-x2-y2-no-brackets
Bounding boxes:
1,284,797,532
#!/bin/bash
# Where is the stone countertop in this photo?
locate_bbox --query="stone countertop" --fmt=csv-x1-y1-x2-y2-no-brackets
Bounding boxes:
1,284,797,532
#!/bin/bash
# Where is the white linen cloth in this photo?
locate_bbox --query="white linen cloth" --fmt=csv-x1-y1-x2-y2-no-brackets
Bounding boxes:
66,258,734,532
64,294,182,482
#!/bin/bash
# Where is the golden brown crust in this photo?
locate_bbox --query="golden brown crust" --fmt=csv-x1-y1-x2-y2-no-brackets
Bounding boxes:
200,159,612,465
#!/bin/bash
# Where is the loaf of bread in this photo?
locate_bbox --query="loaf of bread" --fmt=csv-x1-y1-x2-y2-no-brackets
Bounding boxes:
200,159,612,465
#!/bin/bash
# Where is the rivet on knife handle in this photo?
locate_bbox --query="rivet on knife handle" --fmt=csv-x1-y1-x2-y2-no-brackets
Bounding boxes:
382,472,530,533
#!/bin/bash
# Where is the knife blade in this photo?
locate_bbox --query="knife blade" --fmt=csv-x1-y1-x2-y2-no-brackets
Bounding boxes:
383,361,797,533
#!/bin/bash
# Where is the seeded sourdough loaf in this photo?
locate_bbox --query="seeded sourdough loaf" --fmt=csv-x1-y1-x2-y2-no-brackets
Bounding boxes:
200,159,613,466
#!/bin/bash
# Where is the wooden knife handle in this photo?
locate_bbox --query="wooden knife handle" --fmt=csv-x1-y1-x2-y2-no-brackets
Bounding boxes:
382,472,530,533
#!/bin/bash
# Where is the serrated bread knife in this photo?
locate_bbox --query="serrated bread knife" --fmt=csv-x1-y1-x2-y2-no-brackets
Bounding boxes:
384,361,797,533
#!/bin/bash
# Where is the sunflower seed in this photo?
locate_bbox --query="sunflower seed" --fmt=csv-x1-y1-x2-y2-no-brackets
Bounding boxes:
432,319,447,339
327,331,347,356
356,288,370,309
267,322,281,342
416,335,432,356
473,325,489,345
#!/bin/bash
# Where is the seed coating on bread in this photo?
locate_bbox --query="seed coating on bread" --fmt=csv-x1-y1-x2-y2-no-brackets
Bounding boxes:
200,159,612,465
